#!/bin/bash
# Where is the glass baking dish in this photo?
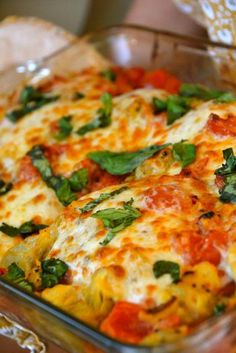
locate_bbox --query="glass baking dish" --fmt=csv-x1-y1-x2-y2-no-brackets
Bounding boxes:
1,24,236,353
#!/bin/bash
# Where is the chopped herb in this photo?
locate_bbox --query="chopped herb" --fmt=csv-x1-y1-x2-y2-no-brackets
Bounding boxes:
7,86,59,123
199,211,215,219
215,92,236,103
41,273,59,289
180,84,223,100
4,263,24,281
88,144,170,175
0,179,12,196
100,69,117,82
41,258,68,278
0,223,19,237
215,148,236,176
40,258,68,289
152,95,189,125
172,142,196,168
152,97,167,113
3,263,34,292
180,83,236,103
27,145,53,182
27,145,85,206
19,86,43,105
73,92,85,100
167,95,189,125
80,186,128,213
0,220,48,238
213,303,226,316
153,260,180,283
214,148,236,203
68,168,88,192
54,115,73,141
92,199,141,246
77,92,112,135
153,85,235,127
48,176,77,206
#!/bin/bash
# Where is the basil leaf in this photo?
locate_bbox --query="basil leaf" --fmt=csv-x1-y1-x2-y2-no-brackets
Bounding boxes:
4,263,34,292
80,186,128,213
214,149,236,203
216,92,236,103
167,95,189,125
0,180,12,196
153,260,180,283
152,97,167,114
152,95,189,125
7,86,59,123
215,148,236,176
54,115,73,141
77,93,112,136
18,221,48,237
41,258,68,278
48,176,77,206
4,263,24,281
219,180,236,203
101,69,117,82
19,86,43,105
41,273,59,289
0,220,48,237
93,199,141,246
0,223,20,237
16,279,34,292
27,145,53,181
73,92,85,100
27,145,79,206
180,84,224,100
172,142,196,168
213,303,226,316
40,258,68,289
88,144,170,175
68,168,88,192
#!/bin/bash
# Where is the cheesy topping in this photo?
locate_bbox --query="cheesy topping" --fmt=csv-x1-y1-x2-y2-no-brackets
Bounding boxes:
1,67,236,346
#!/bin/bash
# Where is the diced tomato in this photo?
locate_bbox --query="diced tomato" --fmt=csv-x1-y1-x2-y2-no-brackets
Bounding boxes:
144,185,191,212
100,302,153,344
111,67,180,95
39,75,67,93
124,67,145,88
207,113,236,137
142,69,180,93
174,221,228,266
0,268,6,276
17,155,39,181
164,76,181,94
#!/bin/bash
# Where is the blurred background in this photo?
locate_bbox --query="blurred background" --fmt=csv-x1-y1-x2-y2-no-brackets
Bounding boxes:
0,0,133,34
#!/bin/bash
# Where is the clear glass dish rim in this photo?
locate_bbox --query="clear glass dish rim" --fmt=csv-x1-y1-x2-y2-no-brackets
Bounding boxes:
5,23,236,76
1,23,236,351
